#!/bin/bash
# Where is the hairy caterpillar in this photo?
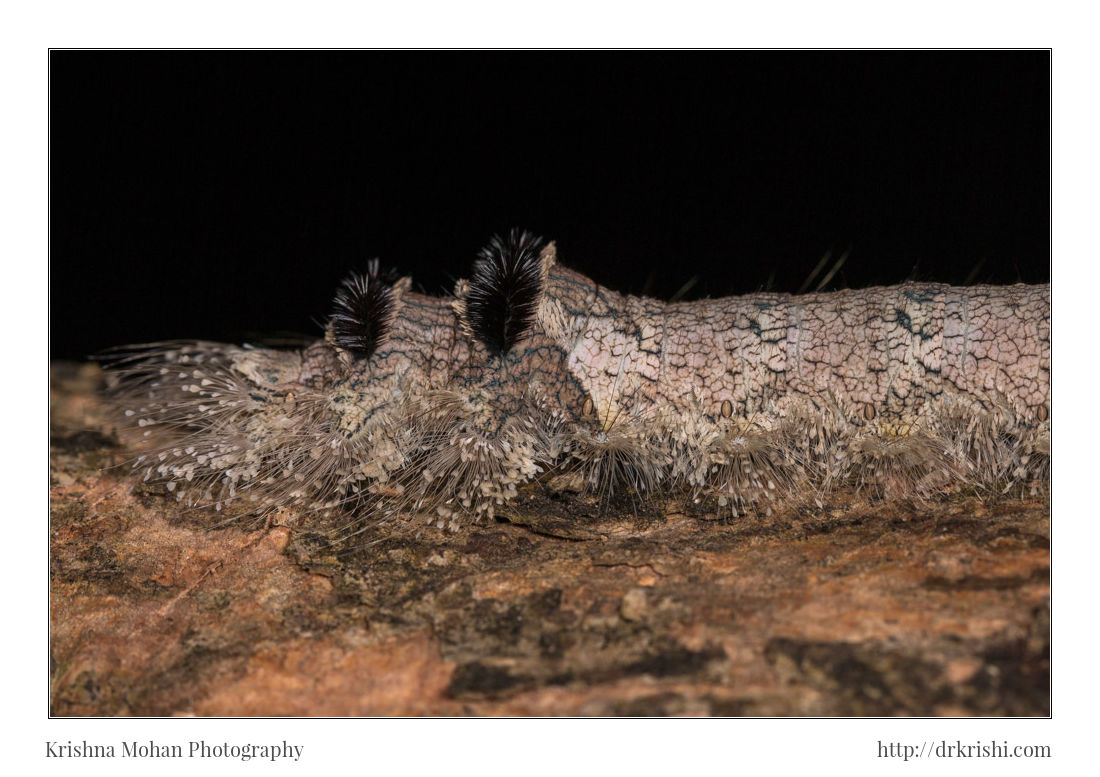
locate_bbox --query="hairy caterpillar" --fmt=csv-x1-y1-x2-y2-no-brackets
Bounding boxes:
106,231,1050,531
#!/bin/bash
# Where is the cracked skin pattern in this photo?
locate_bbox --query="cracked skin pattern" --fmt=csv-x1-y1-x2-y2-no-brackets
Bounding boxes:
533,246,1050,432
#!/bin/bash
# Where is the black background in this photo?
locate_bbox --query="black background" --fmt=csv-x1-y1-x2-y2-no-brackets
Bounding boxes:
50,51,1049,359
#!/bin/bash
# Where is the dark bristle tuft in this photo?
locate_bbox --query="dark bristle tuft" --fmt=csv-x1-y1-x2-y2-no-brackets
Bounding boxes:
330,259,394,359
467,229,546,355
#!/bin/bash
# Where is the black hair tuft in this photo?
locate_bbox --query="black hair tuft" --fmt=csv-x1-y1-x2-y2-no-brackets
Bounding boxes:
466,229,546,356
330,259,394,359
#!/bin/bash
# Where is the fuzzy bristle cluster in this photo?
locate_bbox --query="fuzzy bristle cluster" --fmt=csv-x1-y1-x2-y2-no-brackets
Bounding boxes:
465,229,545,355
330,259,394,359
568,416,672,505
103,343,409,522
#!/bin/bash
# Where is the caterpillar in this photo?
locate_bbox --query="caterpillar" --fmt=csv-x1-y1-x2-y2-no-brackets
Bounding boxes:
105,230,1051,532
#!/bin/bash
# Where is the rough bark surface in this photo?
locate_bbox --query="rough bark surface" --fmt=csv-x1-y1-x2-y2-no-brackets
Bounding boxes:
51,363,1049,716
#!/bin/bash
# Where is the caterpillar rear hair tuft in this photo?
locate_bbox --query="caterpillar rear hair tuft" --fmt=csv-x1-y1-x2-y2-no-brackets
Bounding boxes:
105,232,1050,532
